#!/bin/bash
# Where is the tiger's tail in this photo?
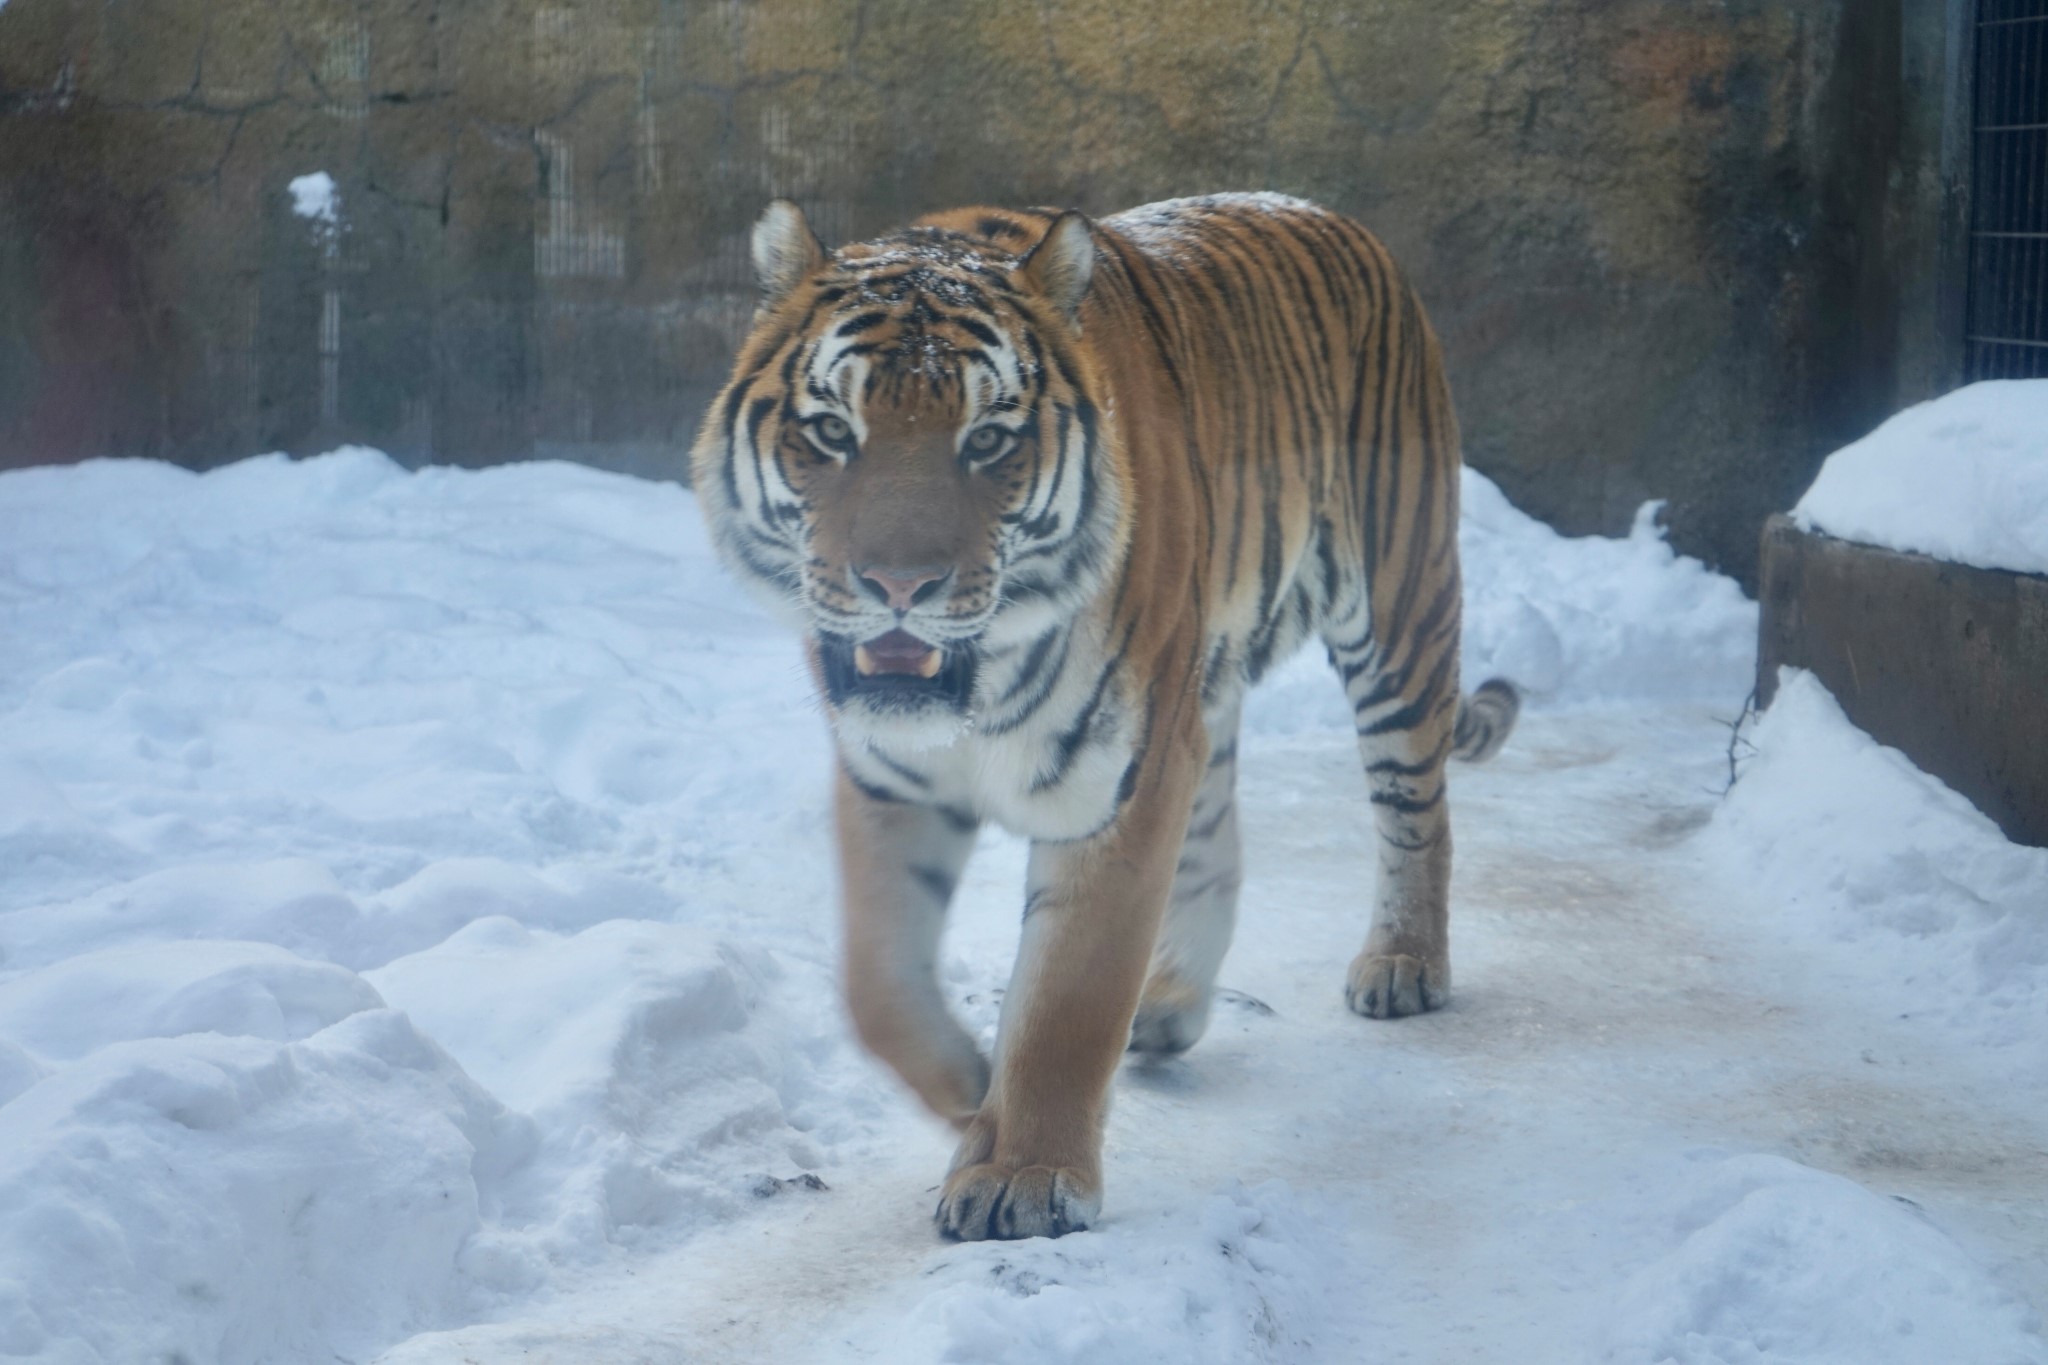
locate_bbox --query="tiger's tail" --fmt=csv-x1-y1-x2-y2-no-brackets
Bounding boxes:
1450,677,1520,763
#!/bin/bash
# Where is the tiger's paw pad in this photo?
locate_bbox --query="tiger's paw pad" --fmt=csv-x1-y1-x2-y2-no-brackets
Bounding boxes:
935,1163,1100,1241
1345,952,1447,1018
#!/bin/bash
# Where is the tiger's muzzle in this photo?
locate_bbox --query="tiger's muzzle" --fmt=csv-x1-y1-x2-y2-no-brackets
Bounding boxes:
818,626,982,713
804,551,1001,728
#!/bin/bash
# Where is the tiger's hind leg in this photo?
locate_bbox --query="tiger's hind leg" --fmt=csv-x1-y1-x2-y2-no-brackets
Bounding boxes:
1323,575,1463,1020
1345,705,1456,1017
1129,703,1244,1055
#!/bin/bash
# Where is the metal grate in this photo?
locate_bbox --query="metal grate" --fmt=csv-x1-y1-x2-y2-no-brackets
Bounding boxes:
1965,0,2048,379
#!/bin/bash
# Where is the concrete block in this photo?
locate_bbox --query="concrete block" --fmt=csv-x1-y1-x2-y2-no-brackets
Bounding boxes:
1758,514,2048,848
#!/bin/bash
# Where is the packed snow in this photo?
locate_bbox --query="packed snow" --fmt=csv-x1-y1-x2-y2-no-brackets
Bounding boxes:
1794,378,2048,576
0,448,2041,1363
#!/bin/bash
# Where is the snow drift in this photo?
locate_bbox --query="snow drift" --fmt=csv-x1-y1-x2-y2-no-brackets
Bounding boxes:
0,447,2038,1363
1606,1152,2044,1365
1711,669,2048,1076
1247,469,1758,735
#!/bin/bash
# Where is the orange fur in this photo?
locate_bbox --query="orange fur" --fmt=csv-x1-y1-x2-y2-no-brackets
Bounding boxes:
693,193,1516,1239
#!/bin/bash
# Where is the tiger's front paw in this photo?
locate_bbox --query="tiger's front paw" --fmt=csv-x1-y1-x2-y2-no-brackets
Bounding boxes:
936,1161,1102,1241
1345,951,1448,1018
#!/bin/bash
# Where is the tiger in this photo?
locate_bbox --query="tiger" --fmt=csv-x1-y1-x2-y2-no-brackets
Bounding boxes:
691,192,1519,1242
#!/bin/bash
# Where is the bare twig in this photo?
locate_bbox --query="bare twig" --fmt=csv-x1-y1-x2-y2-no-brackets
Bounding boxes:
1718,686,1760,795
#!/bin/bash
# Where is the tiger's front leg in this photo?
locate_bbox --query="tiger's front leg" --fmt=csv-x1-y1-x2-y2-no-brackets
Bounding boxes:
936,709,1204,1241
836,767,989,1126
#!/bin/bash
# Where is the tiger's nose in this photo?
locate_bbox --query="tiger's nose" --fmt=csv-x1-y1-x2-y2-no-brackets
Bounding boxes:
853,564,952,612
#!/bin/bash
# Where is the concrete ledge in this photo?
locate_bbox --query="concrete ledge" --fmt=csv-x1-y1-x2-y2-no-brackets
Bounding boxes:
1758,514,2048,848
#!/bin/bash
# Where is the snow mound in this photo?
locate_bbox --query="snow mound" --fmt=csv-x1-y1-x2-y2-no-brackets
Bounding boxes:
0,449,852,1361
839,1181,1330,1364
0,752,146,906
0,856,691,987
1794,379,2048,576
1459,473,1757,704
1,859,367,975
1606,1153,2044,1365
0,939,381,1063
368,917,822,1263
0,1010,533,1365
1248,469,1757,733
1710,671,2048,1071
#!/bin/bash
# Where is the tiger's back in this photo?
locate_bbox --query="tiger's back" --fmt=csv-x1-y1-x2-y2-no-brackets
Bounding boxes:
925,193,1467,746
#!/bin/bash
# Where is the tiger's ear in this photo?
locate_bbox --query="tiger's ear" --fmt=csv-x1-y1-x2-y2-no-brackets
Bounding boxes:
1016,210,1094,326
751,200,826,310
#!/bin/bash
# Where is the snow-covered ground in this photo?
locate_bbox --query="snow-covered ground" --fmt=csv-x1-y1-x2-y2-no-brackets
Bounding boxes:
1795,378,2048,575
0,448,2041,1364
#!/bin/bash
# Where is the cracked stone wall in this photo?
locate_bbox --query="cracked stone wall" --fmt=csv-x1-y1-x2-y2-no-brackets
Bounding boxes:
0,0,1953,583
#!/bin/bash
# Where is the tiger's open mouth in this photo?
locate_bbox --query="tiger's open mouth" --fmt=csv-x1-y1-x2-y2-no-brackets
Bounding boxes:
819,629,978,710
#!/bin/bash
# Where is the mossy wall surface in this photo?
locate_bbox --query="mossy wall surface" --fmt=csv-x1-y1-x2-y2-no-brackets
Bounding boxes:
0,0,1955,582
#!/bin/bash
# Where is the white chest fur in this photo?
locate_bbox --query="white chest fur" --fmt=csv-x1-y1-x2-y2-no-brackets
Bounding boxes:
836,625,1140,842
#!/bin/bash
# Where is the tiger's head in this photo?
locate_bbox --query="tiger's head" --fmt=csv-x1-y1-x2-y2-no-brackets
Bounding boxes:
691,201,1126,749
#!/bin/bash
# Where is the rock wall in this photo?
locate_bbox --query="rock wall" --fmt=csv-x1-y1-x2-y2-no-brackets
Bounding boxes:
0,0,1958,584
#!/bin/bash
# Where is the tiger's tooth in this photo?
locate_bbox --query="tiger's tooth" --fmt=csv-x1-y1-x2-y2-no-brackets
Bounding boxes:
916,648,944,679
854,644,878,676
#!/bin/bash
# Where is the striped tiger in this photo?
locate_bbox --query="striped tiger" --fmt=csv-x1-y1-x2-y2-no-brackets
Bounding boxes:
692,192,1520,1242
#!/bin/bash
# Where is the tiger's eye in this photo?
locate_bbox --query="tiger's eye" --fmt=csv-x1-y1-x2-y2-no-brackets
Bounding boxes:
967,426,1005,455
819,415,852,444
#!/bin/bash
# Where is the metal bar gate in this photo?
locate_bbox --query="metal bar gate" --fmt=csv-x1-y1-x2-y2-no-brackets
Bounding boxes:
1966,0,2048,379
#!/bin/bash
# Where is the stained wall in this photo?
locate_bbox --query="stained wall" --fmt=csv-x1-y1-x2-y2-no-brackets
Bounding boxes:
0,0,1959,584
